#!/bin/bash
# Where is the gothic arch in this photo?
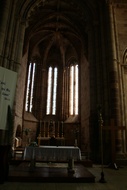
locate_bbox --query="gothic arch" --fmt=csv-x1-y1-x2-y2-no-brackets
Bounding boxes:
18,0,96,151
11,0,111,156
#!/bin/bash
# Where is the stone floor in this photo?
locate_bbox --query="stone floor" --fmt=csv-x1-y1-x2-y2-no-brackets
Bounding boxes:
0,164,127,190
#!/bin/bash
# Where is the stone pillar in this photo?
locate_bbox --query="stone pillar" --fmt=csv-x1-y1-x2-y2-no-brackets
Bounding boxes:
13,18,26,72
41,68,47,118
66,68,69,118
0,0,11,65
0,1,26,72
107,3,123,156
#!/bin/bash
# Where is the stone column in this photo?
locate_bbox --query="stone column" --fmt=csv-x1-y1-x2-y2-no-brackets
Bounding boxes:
107,3,123,156
41,68,47,118
0,0,11,65
13,18,26,72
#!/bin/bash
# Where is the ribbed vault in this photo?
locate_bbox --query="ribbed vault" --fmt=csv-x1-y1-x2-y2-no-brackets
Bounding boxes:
16,0,99,65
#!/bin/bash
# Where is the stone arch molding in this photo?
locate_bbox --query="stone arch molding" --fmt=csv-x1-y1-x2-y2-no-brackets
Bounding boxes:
121,48,127,142
17,0,99,60
123,49,127,64
18,0,97,21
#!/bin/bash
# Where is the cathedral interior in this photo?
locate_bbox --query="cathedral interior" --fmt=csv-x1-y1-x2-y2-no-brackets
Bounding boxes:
0,0,127,182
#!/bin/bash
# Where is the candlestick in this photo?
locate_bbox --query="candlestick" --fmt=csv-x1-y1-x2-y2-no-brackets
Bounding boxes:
53,121,55,137
98,105,106,183
57,121,60,137
43,121,45,137
47,121,49,137
40,120,42,135
61,121,63,137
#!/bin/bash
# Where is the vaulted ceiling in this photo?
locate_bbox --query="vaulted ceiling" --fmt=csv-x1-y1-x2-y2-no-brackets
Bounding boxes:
17,0,100,65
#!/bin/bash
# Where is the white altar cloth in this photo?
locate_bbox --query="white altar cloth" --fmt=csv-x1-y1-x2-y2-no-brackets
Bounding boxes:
23,146,81,161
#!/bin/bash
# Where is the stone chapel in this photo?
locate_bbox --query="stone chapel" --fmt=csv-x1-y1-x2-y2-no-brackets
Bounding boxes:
0,0,127,166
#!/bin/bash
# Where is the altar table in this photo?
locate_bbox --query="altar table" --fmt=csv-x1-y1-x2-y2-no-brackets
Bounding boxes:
24,146,81,173
23,146,81,162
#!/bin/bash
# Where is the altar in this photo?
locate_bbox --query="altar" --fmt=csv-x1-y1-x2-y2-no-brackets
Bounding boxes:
23,146,82,173
24,146,81,161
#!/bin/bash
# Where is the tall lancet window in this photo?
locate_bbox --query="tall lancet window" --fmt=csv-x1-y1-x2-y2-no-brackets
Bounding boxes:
69,64,79,115
25,62,36,112
46,66,58,115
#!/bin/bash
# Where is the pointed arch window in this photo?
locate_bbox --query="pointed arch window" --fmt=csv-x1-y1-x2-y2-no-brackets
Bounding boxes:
46,66,58,115
69,64,79,115
25,62,36,112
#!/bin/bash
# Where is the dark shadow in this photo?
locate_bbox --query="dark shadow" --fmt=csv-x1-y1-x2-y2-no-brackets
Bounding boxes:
50,136,57,146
